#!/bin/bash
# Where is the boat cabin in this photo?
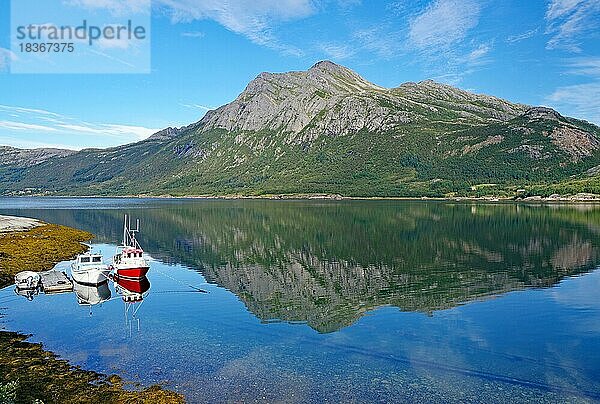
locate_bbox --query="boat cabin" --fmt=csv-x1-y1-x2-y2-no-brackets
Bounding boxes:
120,248,144,258
77,254,103,265
114,247,145,264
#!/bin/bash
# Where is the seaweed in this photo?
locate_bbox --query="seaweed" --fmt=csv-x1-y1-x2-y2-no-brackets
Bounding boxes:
0,331,184,403
0,224,93,289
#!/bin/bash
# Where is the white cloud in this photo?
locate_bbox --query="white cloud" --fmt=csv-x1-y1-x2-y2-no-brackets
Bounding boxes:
547,83,600,124
546,0,586,20
87,49,137,68
402,1,491,84
353,27,401,59
408,0,480,49
64,0,150,16
546,55,600,125
0,104,160,148
466,43,490,65
181,103,214,111
564,57,600,77
317,42,356,60
182,31,205,38
0,121,59,132
506,28,539,43
158,0,315,24
337,0,361,8
545,0,600,51
0,105,61,118
56,123,157,140
156,0,315,55
0,48,17,72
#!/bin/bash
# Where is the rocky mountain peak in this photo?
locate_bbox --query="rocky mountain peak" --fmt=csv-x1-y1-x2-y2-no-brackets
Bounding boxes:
147,127,181,142
310,60,340,70
241,60,382,97
309,60,356,78
199,62,533,140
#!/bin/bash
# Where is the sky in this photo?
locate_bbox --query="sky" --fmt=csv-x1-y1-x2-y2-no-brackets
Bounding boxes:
0,0,599,150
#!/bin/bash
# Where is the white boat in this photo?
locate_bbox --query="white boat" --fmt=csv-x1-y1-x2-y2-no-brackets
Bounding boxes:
14,271,41,290
71,253,110,285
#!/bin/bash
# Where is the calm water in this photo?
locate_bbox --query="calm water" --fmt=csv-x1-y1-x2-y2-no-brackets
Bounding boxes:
1,198,599,403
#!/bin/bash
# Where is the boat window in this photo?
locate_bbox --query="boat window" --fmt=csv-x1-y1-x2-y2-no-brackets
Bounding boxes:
80,257,90,263
128,253,132,258
92,256,102,262
139,253,143,257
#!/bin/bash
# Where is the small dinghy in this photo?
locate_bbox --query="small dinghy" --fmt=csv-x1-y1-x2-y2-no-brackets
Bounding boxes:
71,253,110,285
14,271,41,290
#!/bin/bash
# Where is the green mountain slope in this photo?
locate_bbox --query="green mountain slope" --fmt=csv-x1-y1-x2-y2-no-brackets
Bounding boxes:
2,61,600,197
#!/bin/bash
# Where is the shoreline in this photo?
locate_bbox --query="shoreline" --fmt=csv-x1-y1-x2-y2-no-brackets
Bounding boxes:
3,193,600,204
0,216,184,403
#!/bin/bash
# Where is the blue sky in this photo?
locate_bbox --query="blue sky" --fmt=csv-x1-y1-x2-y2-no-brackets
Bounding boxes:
0,0,599,150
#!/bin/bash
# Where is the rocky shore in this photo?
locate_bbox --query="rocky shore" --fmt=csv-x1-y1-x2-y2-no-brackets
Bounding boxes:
0,332,184,403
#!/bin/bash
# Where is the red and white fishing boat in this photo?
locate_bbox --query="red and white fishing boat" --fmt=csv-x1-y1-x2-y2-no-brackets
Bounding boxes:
112,215,150,279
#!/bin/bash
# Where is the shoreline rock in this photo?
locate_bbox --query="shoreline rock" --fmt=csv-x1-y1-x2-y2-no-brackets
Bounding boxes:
0,215,43,233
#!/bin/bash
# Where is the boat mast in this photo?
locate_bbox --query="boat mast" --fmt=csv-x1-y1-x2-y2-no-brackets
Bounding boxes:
123,214,128,246
121,214,142,249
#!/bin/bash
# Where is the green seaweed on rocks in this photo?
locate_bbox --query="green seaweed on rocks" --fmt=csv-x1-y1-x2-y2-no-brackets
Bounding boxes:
0,224,94,289
0,331,184,403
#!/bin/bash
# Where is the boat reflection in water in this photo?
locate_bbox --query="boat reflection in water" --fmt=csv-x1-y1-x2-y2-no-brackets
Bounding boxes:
14,285,40,301
112,275,151,337
114,276,150,302
73,280,111,311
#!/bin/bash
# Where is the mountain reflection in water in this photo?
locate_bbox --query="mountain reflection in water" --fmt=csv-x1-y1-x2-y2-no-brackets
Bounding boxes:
3,199,599,333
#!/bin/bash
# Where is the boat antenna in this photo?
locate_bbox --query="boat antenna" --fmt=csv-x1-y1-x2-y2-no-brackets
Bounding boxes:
123,214,128,246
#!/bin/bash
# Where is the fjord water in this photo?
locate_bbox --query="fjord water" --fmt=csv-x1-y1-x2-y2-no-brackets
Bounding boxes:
1,198,599,402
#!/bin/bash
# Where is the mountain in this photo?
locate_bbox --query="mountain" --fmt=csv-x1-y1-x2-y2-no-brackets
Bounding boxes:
2,61,600,197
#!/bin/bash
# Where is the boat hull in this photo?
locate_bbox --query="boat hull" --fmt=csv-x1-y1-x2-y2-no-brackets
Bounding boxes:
71,266,110,285
114,266,150,279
